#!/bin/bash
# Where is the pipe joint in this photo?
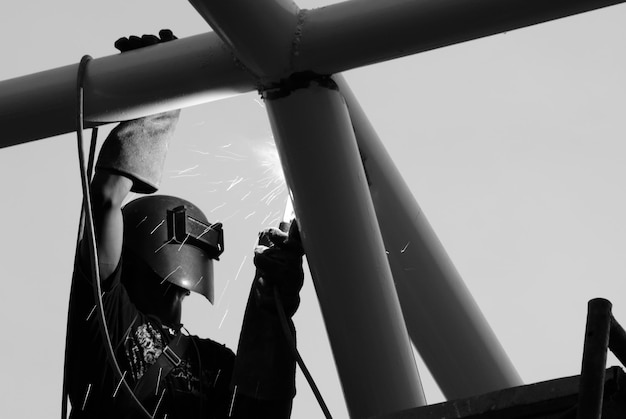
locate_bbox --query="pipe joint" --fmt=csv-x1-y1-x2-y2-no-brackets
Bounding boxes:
261,71,337,100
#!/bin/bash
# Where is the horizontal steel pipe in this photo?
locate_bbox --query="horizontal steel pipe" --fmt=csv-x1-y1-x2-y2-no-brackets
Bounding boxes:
335,75,523,399
2,0,625,148
296,0,626,74
0,33,254,148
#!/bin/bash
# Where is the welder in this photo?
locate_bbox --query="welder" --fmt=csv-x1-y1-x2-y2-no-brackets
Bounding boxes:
66,31,304,419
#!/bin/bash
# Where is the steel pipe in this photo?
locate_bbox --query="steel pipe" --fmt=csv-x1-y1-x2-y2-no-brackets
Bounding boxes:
187,0,299,79
335,75,523,399
0,32,254,149
295,0,626,75
265,79,426,418
2,0,624,148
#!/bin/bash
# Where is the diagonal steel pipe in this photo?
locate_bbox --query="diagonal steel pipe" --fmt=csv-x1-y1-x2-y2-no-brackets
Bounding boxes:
1,0,624,149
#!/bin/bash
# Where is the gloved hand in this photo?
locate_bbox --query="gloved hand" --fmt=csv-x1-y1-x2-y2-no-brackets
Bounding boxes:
114,29,177,52
253,220,304,317
96,30,180,194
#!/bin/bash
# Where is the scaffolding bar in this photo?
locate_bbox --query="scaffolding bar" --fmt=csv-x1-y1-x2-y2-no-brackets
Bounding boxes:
610,317,626,367
265,79,426,418
577,298,613,419
335,75,522,399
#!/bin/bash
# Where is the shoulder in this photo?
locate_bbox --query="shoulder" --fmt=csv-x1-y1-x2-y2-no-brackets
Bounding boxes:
195,337,236,362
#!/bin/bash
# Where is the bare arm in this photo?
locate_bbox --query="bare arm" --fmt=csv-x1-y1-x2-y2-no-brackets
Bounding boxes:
80,171,132,281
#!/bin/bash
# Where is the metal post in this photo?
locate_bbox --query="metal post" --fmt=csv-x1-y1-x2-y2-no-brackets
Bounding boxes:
577,298,612,419
334,75,522,399
264,78,426,418
609,317,626,366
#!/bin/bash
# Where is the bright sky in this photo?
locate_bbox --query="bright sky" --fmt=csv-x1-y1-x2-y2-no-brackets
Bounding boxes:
1,1,626,418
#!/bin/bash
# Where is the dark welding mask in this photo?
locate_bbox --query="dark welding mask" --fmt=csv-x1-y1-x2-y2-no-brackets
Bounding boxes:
122,195,224,303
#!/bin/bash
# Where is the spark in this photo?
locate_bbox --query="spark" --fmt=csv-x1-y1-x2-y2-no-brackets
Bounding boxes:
268,217,281,226
177,234,190,251
261,212,272,225
153,388,166,416
135,216,148,228
401,241,411,253
221,144,232,148
193,276,204,288
190,149,210,155
221,149,247,159
150,220,165,235
154,238,174,254
234,256,247,282
226,176,245,191
215,155,246,161
253,98,265,108
162,282,173,296
160,266,182,284
86,305,96,321
156,368,163,395
221,210,240,222
244,211,256,220
112,371,128,398
214,369,222,387
197,224,218,240
241,191,251,201
219,309,229,329
228,385,238,417
205,188,218,193
176,165,199,174
170,173,201,179
211,203,226,213
260,184,285,205
81,384,92,410
217,277,232,306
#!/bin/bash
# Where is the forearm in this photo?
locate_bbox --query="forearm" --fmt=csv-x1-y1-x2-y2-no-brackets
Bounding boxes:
80,171,132,281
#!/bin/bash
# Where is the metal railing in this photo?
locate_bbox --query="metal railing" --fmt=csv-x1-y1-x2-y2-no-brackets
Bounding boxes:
577,298,626,419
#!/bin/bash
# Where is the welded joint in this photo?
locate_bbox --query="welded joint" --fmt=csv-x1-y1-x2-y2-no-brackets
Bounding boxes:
290,9,308,71
261,72,338,100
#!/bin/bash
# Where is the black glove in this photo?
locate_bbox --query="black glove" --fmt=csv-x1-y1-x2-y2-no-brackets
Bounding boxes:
114,29,177,52
253,221,304,317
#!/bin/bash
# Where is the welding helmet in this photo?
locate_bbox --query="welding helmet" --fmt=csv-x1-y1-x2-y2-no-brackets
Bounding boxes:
122,195,224,303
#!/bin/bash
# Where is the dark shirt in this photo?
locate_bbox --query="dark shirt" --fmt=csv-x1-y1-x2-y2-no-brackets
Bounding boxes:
67,261,235,419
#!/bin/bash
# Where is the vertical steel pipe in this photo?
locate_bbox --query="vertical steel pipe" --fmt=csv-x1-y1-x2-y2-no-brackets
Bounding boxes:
335,75,523,399
264,79,426,418
577,298,612,419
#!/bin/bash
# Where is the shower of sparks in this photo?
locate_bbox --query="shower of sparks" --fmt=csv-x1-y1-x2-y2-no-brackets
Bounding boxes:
401,241,411,253
218,309,229,329
211,203,226,213
234,256,247,282
226,176,245,191
81,384,92,410
177,234,191,251
150,220,165,235
112,371,128,398
135,216,148,228
156,368,163,395
160,266,182,284
244,211,256,220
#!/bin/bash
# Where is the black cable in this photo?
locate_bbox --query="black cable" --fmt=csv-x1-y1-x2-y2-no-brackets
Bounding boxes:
74,54,154,419
273,287,333,419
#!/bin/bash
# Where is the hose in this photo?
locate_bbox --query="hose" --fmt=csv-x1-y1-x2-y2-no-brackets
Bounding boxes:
73,54,154,419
